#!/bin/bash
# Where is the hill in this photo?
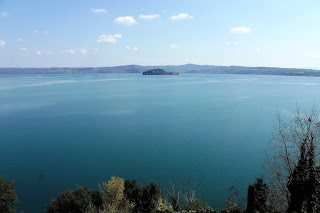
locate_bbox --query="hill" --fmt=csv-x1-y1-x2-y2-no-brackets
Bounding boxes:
1,64,320,77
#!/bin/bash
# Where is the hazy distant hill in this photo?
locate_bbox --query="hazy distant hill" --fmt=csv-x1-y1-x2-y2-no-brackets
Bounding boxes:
1,64,320,77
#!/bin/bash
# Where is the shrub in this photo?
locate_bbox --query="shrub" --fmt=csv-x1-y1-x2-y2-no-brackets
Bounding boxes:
247,178,268,213
99,176,133,213
0,176,19,213
182,199,210,211
221,186,246,213
124,180,163,213
46,186,103,213
156,197,173,212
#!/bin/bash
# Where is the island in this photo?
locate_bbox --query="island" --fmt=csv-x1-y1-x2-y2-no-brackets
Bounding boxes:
142,69,179,75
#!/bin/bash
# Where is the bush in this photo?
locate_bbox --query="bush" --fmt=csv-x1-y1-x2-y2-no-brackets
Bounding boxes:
99,176,133,213
46,186,103,213
0,176,19,213
182,200,210,211
124,180,163,213
156,197,173,212
247,178,268,213
221,186,246,213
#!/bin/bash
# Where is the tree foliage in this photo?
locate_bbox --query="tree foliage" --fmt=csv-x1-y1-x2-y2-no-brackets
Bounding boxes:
182,199,211,211
46,186,103,213
266,105,320,211
124,179,163,213
247,178,268,213
221,186,246,213
166,179,199,211
287,133,320,212
0,176,19,213
99,176,132,213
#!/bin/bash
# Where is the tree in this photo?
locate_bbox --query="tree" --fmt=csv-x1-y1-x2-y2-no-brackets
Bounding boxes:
166,179,199,211
124,179,163,213
266,105,320,211
247,178,268,213
0,176,19,213
221,186,246,213
46,187,103,213
182,199,211,211
99,176,133,213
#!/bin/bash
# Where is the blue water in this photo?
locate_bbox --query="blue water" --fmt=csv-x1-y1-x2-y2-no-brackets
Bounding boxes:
0,74,320,212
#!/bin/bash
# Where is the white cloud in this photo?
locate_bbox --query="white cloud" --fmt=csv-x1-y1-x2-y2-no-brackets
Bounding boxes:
16,38,24,42
33,29,39,33
230,26,252,34
169,44,180,48
65,49,76,54
312,56,320,59
114,16,136,25
1,12,8,17
97,34,122,44
0,40,6,47
90,9,107,13
139,14,160,20
126,46,138,51
170,13,193,20
79,49,87,54
19,48,28,51
225,41,239,46
36,51,42,55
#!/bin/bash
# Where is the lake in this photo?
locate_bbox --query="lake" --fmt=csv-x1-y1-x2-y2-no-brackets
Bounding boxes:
0,73,319,212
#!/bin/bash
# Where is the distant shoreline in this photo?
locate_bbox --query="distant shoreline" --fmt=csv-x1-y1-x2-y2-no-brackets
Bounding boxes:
1,64,320,77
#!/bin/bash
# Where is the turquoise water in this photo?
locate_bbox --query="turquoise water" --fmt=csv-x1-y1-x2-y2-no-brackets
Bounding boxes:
0,74,320,212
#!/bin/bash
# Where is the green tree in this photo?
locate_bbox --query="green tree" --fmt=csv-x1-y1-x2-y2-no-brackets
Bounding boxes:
46,186,103,213
182,199,211,211
99,176,133,213
247,178,268,213
221,186,246,213
124,180,163,213
287,134,320,212
166,179,199,211
266,106,320,211
0,176,19,213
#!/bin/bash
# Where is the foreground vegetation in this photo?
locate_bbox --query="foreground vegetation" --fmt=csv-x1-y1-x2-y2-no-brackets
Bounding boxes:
2,106,320,212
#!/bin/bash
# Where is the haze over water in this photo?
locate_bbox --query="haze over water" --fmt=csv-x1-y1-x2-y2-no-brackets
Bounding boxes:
1,73,320,212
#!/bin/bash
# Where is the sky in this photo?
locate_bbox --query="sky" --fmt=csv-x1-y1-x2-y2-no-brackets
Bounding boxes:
0,0,320,68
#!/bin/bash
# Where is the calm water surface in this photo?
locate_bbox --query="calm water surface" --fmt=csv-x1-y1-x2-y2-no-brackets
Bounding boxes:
0,74,320,212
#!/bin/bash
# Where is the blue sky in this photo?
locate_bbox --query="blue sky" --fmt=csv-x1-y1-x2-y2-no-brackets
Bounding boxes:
0,0,320,68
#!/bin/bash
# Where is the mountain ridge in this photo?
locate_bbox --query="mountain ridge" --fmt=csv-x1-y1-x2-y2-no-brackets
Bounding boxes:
1,64,320,77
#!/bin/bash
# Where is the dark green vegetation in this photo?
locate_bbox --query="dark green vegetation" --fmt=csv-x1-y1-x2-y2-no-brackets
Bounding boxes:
247,179,268,213
46,187,103,213
0,176,19,213
182,200,211,211
1,64,320,77
2,106,320,212
142,69,179,75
